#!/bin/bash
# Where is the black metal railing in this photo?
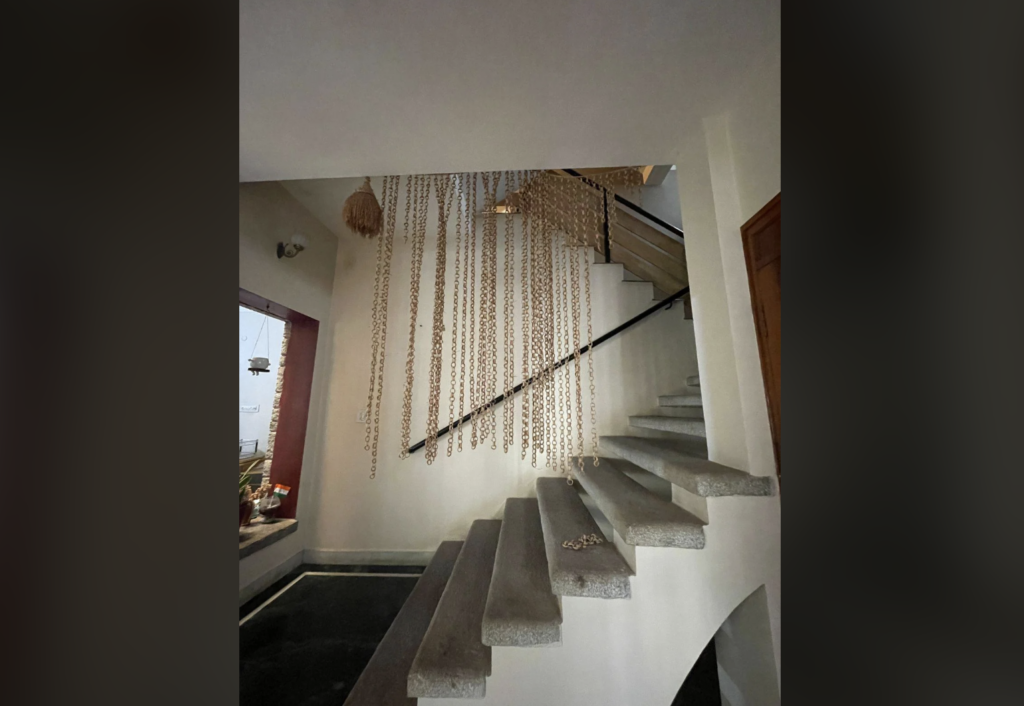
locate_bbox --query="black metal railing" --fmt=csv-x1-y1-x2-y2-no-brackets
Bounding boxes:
407,285,690,454
563,168,685,241
601,189,612,263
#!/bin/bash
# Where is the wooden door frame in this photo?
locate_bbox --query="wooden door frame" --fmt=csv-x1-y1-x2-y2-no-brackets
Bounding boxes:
240,287,319,520
740,193,781,487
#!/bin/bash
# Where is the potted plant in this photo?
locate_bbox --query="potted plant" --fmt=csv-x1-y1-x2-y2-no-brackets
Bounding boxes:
239,458,262,528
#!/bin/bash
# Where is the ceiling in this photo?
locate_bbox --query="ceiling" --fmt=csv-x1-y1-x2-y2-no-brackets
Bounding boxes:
241,0,779,182
279,177,365,240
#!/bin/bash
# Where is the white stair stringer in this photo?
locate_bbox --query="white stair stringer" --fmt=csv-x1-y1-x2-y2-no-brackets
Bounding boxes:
426,492,780,706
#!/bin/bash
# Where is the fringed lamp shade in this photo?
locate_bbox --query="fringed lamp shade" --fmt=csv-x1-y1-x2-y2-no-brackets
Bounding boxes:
343,177,383,237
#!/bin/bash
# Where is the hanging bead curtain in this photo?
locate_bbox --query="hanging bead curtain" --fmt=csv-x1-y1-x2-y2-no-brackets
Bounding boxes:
363,168,645,481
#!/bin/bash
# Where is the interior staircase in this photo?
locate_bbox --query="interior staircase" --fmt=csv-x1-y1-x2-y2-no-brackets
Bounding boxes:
343,376,776,704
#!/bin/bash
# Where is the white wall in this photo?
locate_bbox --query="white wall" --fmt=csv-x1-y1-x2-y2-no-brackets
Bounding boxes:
239,182,337,322
637,168,683,231
298,176,698,562
238,306,286,454
238,182,338,596
672,26,782,689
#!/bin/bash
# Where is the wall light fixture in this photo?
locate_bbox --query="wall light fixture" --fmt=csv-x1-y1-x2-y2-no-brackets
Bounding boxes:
277,233,308,259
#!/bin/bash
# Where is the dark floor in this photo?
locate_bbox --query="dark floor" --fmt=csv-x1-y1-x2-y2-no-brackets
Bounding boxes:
240,565,425,706
241,564,721,706
671,635,722,705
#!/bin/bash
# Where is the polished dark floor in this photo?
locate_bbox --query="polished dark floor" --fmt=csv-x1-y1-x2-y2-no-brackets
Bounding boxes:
240,565,424,706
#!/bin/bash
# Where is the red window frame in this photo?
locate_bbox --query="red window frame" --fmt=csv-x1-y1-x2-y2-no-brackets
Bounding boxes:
240,288,319,520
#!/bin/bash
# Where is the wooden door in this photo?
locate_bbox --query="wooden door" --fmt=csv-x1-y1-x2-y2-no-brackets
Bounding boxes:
741,194,782,487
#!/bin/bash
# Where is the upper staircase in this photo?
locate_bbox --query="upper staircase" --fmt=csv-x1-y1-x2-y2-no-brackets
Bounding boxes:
504,167,691,315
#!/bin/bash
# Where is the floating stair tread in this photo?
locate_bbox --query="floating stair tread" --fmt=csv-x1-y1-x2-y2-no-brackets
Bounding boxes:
594,456,672,500
482,498,562,647
629,415,707,438
600,436,774,497
574,458,706,549
343,541,463,706
535,477,634,599
686,375,700,387
658,394,703,408
407,520,502,699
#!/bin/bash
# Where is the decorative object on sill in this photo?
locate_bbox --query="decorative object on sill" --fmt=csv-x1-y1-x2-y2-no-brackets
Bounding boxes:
343,177,383,237
256,484,290,520
561,533,605,551
361,169,645,481
249,480,271,519
256,496,279,520
277,232,308,259
247,307,273,375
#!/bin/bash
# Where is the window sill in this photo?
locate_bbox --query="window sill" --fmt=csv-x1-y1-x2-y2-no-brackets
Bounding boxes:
240,518,298,560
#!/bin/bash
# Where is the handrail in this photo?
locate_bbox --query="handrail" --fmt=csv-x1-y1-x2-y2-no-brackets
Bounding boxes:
562,168,685,241
407,286,690,454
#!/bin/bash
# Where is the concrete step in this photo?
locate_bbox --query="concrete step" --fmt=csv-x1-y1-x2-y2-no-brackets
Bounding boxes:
574,458,706,549
658,394,703,408
600,436,775,497
535,477,634,599
408,520,502,699
629,415,707,438
482,498,562,647
686,375,700,387
343,541,462,706
573,458,673,539
595,457,672,500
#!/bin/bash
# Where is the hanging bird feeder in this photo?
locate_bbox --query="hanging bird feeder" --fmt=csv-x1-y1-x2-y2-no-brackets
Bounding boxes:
248,357,270,375
247,309,272,376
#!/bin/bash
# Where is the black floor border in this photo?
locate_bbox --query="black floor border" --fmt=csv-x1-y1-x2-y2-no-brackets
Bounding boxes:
239,564,426,621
